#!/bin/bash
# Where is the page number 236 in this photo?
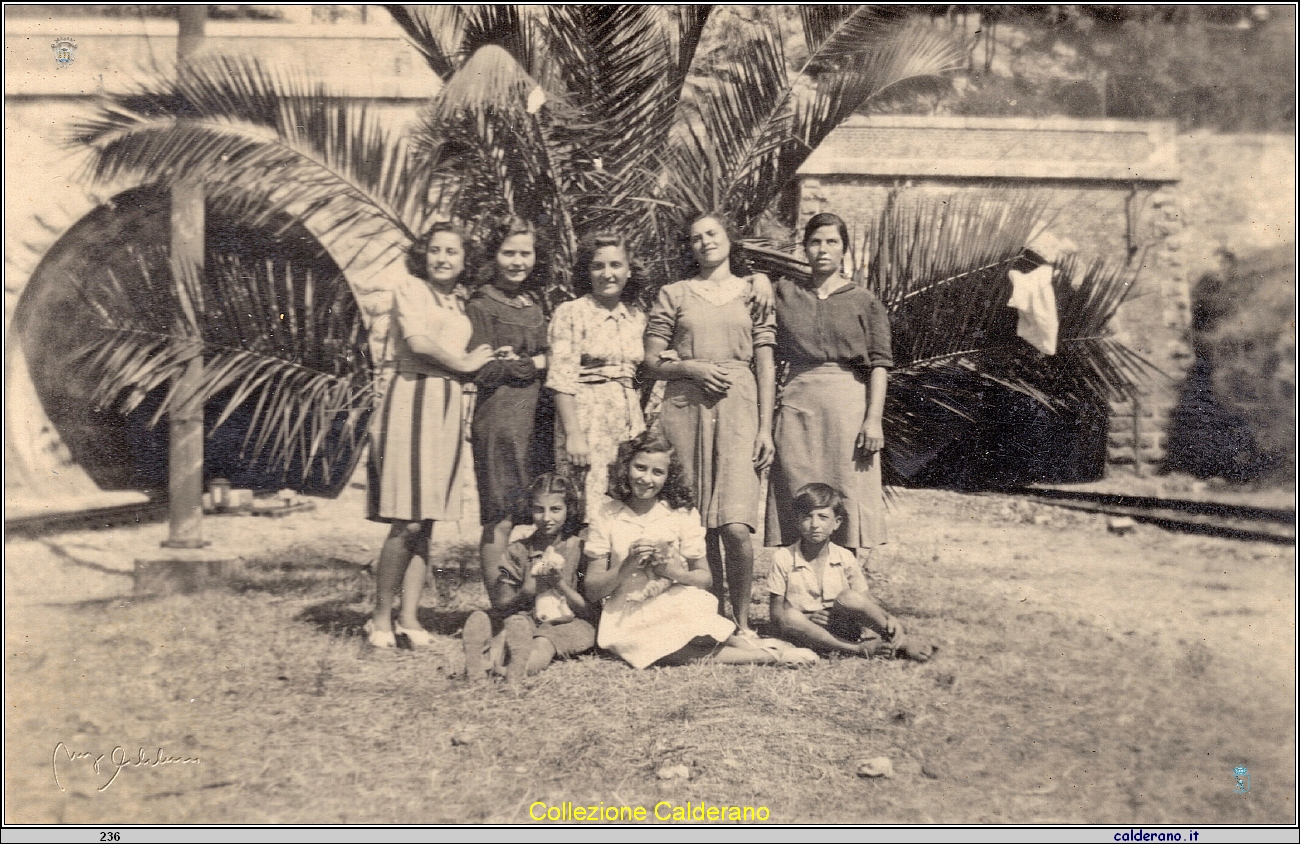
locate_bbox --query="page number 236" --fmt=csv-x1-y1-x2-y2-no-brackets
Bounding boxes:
100,834,121,842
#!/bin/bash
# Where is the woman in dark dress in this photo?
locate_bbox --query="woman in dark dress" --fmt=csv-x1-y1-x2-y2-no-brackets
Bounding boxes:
766,212,892,561
466,216,551,584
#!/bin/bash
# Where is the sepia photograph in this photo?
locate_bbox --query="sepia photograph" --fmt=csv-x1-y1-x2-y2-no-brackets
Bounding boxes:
4,4,1296,833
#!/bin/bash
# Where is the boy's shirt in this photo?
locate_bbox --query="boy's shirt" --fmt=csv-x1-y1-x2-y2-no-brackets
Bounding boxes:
767,541,866,613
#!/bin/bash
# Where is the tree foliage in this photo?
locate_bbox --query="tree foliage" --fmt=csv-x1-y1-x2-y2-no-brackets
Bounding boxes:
69,5,1155,486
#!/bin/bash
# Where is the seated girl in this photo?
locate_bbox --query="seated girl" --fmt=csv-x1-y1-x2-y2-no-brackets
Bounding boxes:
463,474,595,682
584,431,809,669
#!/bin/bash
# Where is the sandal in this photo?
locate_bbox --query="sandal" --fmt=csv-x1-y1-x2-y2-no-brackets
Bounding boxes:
394,623,434,648
364,618,397,649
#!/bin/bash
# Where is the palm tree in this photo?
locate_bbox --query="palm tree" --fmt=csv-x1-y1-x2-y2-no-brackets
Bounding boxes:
69,5,1149,486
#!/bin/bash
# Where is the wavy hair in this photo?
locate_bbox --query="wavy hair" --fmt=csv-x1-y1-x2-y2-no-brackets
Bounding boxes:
572,231,646,305
515,472,585,538
405,221,468,282
476,214,547,293
607,430,694,511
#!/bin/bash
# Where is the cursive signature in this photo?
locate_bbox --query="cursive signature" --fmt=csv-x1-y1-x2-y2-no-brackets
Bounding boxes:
52,743,200,792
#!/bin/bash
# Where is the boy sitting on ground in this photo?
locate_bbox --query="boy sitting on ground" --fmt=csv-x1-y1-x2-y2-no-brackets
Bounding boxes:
767,483,933,661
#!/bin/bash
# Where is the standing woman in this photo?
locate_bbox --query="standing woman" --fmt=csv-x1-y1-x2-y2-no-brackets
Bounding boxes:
643,213,775,637
766,212,891,559
467,216,551,583
367,223,496,648
548,231,647,511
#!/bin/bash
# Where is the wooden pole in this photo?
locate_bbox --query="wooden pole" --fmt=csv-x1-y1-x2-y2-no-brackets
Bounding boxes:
162,5,208,549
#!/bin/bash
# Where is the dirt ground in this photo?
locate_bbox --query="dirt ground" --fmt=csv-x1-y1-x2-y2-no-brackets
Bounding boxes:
4,484,1295,825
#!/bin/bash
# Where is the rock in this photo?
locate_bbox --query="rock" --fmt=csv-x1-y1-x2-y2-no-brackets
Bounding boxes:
856,757,893,778
921,761,946,779
656,764,691,781
1107,516,1137,535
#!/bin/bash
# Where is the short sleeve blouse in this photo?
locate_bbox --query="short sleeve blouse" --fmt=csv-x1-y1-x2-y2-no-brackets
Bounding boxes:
645,277,775,363
389,275,473,376
585,499,708,565
773,278,893,371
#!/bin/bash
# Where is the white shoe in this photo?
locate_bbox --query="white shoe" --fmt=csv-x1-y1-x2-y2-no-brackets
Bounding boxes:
395,622,434,648
364,618,397,649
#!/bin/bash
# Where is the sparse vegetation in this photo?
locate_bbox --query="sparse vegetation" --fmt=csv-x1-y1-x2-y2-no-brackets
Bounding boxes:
6,487,1293,824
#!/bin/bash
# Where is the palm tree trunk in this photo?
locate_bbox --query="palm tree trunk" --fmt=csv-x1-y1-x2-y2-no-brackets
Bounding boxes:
162,6,207,549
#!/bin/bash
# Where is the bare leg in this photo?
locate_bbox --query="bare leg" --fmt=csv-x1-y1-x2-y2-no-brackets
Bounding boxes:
704,529,726,616
463,610,493,681
525,638,558,676
710,644,778,665
720,523,755,634
835,590,933,661
397,555,427,630
479,519,514,594
373,521,424,632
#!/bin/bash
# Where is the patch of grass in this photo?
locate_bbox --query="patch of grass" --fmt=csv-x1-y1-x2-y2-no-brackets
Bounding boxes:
5,490,1294,825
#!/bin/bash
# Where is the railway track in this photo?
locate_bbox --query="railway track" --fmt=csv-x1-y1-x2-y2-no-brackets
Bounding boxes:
988,487,1296,545
6,498,169,539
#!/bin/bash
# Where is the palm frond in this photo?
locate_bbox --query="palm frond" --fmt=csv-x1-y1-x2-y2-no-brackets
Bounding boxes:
71,55,430,263
666,7,962,235
744,192,1156,479
69,243,372,486
383,5,466,80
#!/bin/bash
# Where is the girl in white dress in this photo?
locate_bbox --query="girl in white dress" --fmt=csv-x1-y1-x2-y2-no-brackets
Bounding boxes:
583,430,785,669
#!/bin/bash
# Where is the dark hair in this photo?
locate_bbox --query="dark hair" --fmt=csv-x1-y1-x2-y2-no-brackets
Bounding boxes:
518,472,584,538
572,231,645,304
478,214,545,292
405,221,467,281
802,212,850,252
678,211,752,279
791,482,848,522
607,430,695,511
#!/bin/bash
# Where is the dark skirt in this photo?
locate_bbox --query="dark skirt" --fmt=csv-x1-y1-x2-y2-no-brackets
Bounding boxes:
471,382,553,525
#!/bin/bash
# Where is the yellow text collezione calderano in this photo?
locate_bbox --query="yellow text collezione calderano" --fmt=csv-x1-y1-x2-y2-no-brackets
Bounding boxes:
529,800,772,823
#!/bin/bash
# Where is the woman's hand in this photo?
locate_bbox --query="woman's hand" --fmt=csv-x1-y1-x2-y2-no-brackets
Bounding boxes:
564,431,591,468
686,360,732,397
495,346,520,361
461,344,497,373
626,539,658,567
650,555,691,585
752,431,775,474
855,418,884,456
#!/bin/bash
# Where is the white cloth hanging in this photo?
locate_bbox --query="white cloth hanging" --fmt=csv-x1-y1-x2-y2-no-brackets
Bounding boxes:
1007,229,1076,356
1007,264,1058,356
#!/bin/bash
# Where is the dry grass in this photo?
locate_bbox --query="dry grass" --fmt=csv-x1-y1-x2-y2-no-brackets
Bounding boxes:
5,488,1294,824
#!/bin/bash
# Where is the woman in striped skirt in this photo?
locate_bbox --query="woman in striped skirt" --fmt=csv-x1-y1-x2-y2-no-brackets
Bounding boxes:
366,222,496,648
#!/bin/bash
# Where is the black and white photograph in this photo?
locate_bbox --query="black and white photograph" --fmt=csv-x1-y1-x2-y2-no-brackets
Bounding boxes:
4,4,1295,833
